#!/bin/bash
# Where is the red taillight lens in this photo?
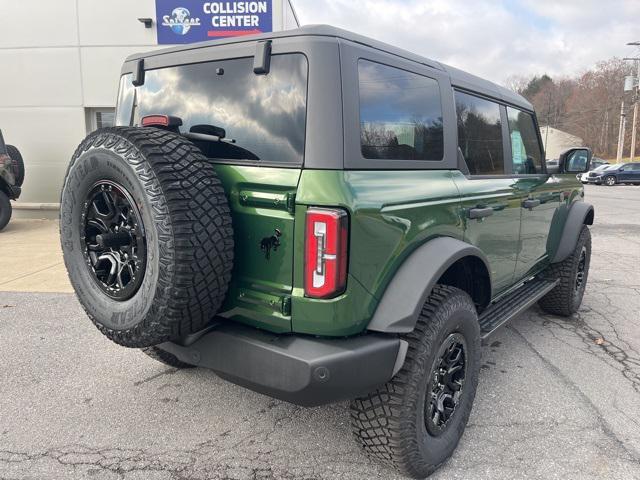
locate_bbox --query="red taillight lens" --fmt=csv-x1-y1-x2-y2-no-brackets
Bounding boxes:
141,114,170,127
304,208,348,299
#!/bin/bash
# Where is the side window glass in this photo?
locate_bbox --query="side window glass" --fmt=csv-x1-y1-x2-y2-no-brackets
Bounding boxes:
455,91,504,175
506,107,544,174
359,60,444,160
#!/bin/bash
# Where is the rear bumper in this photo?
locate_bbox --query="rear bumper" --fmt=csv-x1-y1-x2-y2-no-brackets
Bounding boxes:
157,323,405,407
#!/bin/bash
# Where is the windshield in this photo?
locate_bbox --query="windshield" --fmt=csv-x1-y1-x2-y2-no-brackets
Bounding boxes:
116,54,308,165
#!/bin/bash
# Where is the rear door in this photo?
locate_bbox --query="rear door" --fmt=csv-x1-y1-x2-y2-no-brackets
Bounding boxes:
451,91,522,296
625,163,640,182
616,164,634,183
506,106,562,281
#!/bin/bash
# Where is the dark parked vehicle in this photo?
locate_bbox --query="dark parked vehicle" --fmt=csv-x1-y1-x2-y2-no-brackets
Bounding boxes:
591,157,609,169
0,130,25,231
59,26,594,478
588,162,640,185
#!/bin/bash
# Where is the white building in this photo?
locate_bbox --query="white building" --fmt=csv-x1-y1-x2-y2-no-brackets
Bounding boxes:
0,0,299,207
540,126,584,161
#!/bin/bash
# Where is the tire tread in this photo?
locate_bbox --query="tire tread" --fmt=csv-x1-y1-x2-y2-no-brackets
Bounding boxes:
538,225,591,316
350,285,480,478
61,127,234,347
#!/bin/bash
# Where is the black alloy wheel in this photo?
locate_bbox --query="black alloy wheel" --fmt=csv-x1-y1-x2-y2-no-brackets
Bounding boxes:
574,246,587,294
81,181,147,300
425,333,468,436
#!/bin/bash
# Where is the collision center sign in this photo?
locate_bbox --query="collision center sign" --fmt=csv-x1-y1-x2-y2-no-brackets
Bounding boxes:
155,0,272,44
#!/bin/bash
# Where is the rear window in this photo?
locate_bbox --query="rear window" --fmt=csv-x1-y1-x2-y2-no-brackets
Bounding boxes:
358,60,444,161
116,54,308,165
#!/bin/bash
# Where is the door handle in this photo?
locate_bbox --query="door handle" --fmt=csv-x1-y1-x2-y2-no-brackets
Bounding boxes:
522,199,541,210
468,207,494,219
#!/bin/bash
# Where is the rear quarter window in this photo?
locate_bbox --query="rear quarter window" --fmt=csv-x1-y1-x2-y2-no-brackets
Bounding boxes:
358,60,444,161
116,54,308,165
454,91,504,175
506,107,544,174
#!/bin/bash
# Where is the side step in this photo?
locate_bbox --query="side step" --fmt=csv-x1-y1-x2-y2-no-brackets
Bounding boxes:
479,278,559,338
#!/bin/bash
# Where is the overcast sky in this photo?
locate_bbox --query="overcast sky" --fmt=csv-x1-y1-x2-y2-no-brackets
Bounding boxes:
292,0,640,85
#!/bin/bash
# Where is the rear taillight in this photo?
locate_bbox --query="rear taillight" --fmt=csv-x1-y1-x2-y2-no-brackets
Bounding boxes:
140,114,183,129
141,114,170,127
304,208,348,299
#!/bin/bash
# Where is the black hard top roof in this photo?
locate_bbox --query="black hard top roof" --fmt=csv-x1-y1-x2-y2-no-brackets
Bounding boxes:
126,24,532,111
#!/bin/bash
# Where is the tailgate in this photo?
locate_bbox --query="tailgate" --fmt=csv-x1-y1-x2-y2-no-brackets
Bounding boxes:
214,164,301,332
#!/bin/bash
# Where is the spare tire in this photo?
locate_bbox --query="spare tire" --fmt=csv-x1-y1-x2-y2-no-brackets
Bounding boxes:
60,127,234,347
6,144,25,187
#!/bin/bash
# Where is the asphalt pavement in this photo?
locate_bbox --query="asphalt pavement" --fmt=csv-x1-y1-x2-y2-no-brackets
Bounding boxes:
1,184,639,480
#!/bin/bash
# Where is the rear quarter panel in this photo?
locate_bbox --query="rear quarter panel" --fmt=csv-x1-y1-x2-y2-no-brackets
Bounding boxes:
292,169,463,336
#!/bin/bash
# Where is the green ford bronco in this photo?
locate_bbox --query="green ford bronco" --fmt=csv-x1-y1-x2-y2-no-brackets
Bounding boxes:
60,26,594,478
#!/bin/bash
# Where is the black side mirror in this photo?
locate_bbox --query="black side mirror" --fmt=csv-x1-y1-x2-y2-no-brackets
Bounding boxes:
558,147,592,174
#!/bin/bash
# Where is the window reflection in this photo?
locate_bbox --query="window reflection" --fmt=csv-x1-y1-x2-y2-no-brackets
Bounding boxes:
455,91,504,175
359,60,443,161
506,107,543,174
116,54,308,164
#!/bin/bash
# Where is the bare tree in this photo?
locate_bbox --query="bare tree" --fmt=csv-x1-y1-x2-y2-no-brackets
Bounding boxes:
503,58,634,158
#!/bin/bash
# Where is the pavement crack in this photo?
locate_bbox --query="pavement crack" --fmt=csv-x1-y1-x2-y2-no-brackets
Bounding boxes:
510,325,640,464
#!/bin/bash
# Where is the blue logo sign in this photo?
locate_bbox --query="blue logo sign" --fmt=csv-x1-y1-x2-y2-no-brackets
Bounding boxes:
161,7,202,35
156,0,273,44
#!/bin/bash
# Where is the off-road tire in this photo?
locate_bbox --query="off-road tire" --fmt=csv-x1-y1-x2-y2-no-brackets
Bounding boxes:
6,144,25,187
60,127,234,347
350,285,481,478
141,346,195,369
0,190,11,231
538,225,591,316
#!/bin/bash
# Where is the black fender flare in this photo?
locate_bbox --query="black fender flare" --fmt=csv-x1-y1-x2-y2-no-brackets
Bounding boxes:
367,237,491,333
551,201,594,263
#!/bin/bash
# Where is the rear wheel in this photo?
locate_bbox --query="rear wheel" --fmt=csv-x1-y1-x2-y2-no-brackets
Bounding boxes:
604,175,616,186
60,127,234,347
539,225,591,316
0,190,11,231
350,285,480,478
